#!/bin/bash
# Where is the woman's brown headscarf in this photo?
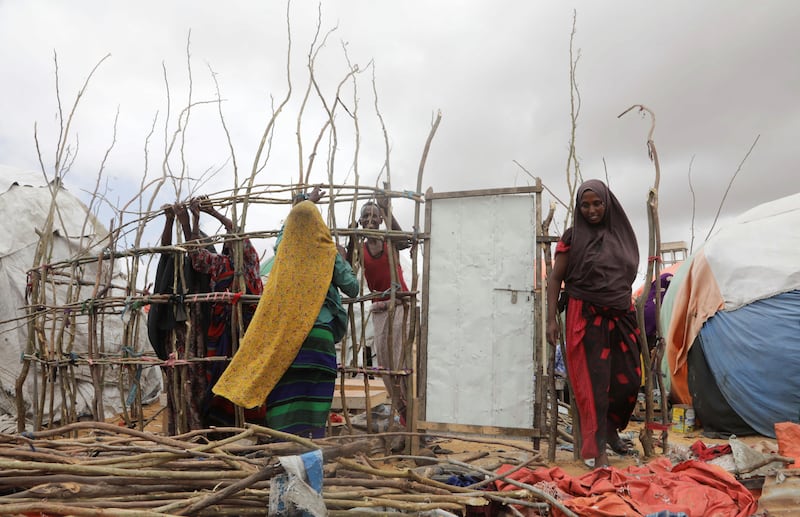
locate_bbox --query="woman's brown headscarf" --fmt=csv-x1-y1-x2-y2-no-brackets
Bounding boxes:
563,179,639,310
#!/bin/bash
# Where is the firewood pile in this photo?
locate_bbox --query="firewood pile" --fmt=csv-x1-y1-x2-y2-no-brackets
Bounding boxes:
0,421,576,516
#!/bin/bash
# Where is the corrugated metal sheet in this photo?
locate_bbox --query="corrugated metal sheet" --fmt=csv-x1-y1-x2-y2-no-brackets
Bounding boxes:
757,470,800,516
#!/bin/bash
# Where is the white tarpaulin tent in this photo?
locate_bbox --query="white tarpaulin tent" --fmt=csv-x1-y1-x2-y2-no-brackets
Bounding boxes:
0,166,161,432
662,191,800,436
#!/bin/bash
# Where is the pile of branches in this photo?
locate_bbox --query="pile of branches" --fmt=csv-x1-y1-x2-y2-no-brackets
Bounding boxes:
0,421,575,516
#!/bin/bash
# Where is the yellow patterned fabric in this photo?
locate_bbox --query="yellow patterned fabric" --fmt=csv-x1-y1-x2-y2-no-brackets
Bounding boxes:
212,201,336,408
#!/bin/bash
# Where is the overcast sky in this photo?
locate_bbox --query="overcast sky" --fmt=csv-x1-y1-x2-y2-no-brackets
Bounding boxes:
1,1,798,281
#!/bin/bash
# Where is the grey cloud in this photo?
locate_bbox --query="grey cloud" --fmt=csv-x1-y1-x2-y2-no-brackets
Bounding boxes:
0,1,797,272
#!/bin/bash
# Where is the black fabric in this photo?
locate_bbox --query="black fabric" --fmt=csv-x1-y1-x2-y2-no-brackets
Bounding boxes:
557,291,569,314
687,334,756,436
147,252,213,360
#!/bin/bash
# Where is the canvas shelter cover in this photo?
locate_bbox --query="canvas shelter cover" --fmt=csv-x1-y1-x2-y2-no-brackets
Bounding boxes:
0,168,161,431
661,191,800,436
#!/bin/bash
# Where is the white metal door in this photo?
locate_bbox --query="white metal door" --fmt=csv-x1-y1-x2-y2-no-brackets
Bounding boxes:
423,190,536,428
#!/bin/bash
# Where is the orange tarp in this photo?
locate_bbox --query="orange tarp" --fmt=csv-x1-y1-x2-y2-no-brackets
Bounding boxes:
495,457,757,517
665,250,724,404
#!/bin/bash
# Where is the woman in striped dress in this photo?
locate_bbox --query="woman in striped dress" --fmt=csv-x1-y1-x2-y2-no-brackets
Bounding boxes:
214,189,358,438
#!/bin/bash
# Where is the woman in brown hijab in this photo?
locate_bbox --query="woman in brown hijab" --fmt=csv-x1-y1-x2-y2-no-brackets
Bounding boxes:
546,179,642,468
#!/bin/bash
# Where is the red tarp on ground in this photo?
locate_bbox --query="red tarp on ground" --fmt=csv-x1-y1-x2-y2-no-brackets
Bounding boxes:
495,457,756,517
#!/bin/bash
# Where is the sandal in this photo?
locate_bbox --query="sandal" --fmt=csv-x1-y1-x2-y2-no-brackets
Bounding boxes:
608,435,634,455
584,458,610,470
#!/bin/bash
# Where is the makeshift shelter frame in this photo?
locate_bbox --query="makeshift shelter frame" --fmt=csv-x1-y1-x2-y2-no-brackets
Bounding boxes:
14,179,565,459
12,184,427,440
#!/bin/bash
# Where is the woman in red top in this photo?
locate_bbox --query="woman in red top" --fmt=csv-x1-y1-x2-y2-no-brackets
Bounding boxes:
348,197,411,424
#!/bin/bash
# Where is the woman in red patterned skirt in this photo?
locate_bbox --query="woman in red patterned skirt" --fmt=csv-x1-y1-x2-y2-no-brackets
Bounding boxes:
546,179,642,468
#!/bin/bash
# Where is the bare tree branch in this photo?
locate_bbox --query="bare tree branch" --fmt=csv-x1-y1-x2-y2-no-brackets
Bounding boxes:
704,134,760,242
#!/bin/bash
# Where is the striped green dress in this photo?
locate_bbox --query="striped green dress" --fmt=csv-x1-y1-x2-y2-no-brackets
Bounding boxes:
265,324,338,438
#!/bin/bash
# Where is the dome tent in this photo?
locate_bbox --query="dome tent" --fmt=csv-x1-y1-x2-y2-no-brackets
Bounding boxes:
0,166,162,432
662,191,800,437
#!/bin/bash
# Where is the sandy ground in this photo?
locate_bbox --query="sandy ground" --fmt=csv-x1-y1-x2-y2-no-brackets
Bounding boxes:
450,420,773,472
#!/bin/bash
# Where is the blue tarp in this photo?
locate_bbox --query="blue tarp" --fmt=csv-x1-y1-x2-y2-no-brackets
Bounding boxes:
700,290,800,437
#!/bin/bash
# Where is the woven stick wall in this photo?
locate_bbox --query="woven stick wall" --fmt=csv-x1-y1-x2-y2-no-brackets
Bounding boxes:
14,183,423,438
